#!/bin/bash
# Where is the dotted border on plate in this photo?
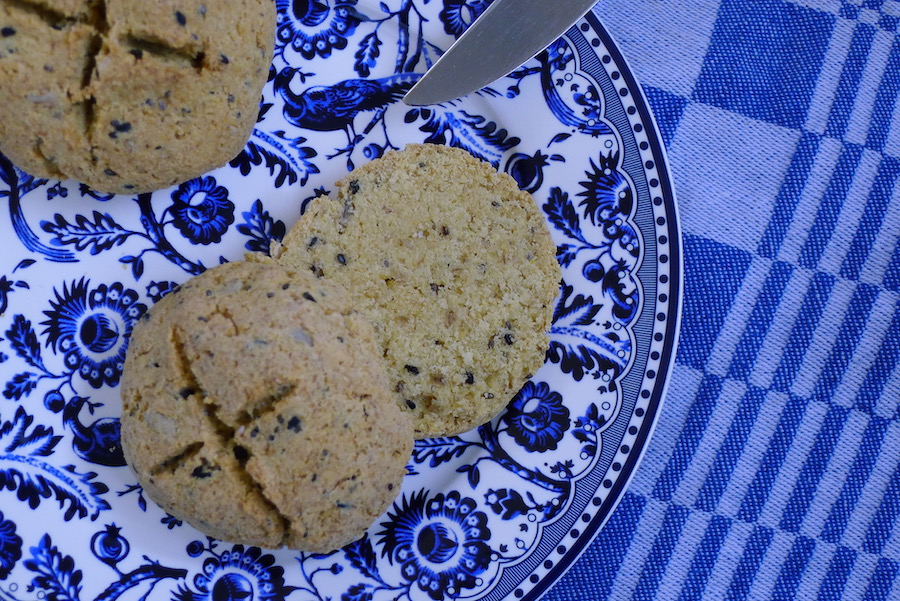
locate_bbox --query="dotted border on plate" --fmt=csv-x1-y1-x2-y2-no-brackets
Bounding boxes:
511,20,676,601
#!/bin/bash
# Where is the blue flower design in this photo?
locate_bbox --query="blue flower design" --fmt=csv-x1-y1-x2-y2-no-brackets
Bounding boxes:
145,280,180,303
175,544,293,601
379,490,492,600
0,511,22,579
90,524,129,569
578,153,634,225
275,0,361,59
169,176,235,245
440,0,490,37
41,279,146,388
502,381,570,452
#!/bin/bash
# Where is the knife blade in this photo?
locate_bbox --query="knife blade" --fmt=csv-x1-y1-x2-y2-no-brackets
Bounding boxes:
403,0,598,106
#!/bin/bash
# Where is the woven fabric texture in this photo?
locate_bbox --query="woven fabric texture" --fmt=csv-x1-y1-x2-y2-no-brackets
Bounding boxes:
546,1,900,599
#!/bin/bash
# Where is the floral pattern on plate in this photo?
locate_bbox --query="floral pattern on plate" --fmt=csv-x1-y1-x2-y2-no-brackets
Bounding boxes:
0,1,679,600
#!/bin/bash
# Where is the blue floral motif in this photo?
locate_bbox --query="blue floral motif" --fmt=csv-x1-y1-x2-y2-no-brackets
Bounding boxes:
41,280,146,389
0,406,110,520
175,542,295,601
169,177,235,245
504,150,559,194
440,0,490,37
404,108,519,168
230,130,320,189
508,40,613,138
90,524,129,570
379,490,492,600
146,280,180,303
24,533,186,600
275,0,362,59
238,199,287,255
0,510,22,579
578,153,635,226
502,382,570,452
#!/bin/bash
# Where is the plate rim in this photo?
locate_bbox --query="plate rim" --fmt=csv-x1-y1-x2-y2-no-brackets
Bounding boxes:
523,10,683,600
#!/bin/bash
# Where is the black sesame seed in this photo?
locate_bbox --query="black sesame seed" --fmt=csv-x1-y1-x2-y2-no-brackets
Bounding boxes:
220,53,229,64
1,27,16,37
337,253,347,265
179,388,196,399
233,445,249,463
175,10,186,25
282,283,290,290
405,365,420,375
465,371,474,384
191,465,213,478
104,168,118,177
504,333,515,345
303,292,316,302
441,226,450,236
308,236,318,247
266,292,275,298
349,179,360,194
405,400,417,410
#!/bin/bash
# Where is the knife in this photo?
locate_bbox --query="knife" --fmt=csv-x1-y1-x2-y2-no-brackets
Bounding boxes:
403,0,599,106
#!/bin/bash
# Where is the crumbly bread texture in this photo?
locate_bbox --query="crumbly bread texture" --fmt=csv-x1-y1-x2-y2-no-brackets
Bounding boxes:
0,0,274,194
273,144,560,438
120,259,413,552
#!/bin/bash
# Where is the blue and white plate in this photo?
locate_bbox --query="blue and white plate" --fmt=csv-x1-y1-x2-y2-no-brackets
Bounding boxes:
0,2,680,600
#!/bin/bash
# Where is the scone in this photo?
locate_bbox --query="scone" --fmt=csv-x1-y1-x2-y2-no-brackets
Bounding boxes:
0,0,274,194
120,259,413,552
273,144,560,438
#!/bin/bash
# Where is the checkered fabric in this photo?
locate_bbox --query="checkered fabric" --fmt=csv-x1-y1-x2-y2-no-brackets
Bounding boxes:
545,1,900,599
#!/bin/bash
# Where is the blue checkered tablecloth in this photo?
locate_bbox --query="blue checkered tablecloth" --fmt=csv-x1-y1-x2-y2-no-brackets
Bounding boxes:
545,1,900,599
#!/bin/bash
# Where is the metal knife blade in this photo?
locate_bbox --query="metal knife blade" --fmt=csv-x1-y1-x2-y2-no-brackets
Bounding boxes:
403,0,598,106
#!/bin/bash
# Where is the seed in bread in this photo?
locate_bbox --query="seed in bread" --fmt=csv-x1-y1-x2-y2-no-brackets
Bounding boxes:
273,144,560,438
0,0,274,194
120,259,412,552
